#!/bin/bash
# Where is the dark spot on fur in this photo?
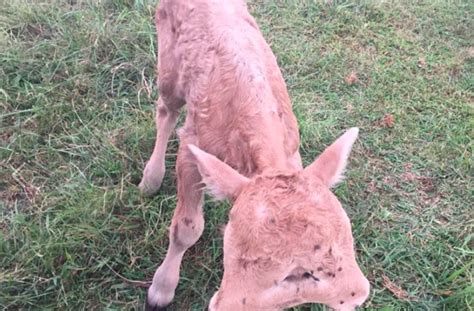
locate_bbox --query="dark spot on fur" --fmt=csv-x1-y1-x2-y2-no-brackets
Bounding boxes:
326,272,336,278
238,258,249,269
270,218,276,224
338,267,343,272
157,9,167,20
351,292,356,297
310,270,314,274
158,106,169,117
242,298,246,305
314,244,321,251
296,287,300,293
183,217,193,226
238,257,265,270
171,224,185,250
328,247,332,255
317,267,323,271
171,224,186,251
340,301,344,304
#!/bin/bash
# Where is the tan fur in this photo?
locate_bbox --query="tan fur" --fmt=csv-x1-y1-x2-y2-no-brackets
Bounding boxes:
140,1,369,310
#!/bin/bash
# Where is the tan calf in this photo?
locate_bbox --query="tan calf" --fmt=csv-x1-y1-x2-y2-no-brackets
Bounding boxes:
139,1,370,310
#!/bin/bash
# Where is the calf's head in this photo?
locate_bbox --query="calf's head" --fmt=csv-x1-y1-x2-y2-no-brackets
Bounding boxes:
189,128,369,311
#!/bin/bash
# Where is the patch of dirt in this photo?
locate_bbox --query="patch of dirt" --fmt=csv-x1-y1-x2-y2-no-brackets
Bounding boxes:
0,173,40,212
0,219,8,235
393,163,442,208
1,184,21,203
457,46,474,61
366,180,377,194
0,130,13,143
8,24,56,41
400,163,438,193
395,28,420,43
349,41,378,60
372,162,442,212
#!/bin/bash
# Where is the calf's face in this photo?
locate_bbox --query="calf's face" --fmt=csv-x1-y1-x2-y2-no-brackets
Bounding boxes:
189,128,369,311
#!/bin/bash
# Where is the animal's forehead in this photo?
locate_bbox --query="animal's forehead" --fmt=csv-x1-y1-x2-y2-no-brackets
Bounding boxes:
239,173,329,207
245,173,309,195
229,173,353,249
232,174,349,229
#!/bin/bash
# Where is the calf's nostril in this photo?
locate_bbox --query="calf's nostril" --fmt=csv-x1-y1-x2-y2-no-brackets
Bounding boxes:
303,271,320,281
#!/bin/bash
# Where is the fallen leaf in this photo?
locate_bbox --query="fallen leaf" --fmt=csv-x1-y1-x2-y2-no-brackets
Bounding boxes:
345,71,358,85
436,290,453,297
382,274,410,300
381,113,395,128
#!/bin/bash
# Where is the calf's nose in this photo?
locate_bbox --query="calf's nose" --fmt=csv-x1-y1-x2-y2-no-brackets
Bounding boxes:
330,268,370,311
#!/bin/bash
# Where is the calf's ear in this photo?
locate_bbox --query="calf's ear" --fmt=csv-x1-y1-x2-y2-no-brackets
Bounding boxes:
303,128,359,188
188,144,249,200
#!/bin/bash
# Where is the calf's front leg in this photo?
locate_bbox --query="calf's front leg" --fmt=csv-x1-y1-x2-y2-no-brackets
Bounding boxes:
146,143,204,310
139,96,180,196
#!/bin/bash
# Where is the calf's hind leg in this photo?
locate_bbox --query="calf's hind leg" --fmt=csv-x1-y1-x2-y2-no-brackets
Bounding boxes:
146,143,204,309
139,97,180,196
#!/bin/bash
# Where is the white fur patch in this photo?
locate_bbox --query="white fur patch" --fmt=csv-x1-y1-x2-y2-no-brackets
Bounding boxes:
255,202,267,220
328,127,359,188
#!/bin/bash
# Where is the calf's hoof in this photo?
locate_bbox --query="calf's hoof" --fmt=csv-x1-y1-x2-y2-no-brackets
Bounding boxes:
138,178,162,197
139,161,165,197
145,299,168,311
139,167,165,197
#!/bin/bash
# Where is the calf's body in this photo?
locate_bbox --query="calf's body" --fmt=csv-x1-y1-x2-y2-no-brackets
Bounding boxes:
140,1,370,310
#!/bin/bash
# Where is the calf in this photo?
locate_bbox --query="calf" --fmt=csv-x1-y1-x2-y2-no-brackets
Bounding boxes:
139,1,370,310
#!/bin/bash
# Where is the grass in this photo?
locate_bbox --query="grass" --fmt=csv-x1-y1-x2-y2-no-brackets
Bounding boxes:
0,0,472,310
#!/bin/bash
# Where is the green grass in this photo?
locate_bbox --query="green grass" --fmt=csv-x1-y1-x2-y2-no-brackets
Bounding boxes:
1,0,472,310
